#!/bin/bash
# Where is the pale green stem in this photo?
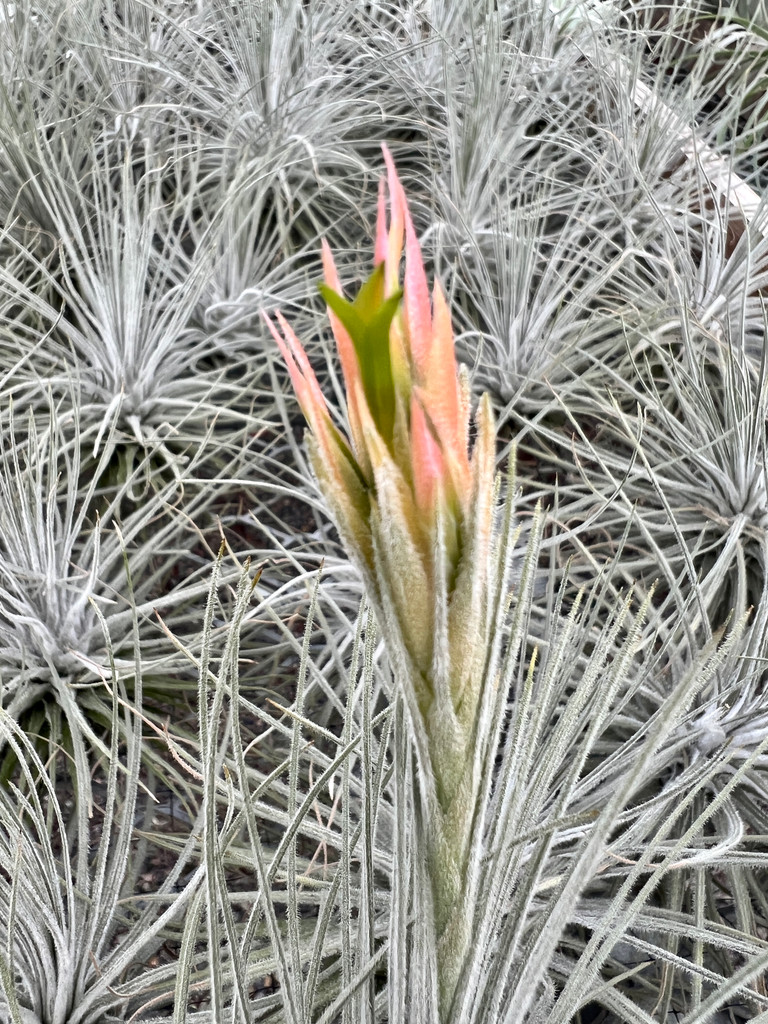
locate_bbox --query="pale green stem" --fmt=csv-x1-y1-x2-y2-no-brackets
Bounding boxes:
425,722,480,1019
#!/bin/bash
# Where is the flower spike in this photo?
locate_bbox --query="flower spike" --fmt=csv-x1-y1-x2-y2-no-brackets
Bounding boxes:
269,144,506,1018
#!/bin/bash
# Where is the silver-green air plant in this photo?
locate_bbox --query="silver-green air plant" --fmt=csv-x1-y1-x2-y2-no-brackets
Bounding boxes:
265,145,511,1017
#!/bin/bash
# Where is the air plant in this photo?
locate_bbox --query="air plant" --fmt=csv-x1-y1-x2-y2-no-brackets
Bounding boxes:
266,144,514,1016
3,2,768,1022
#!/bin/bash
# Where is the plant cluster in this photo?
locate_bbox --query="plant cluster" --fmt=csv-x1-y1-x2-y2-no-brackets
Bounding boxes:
1,1,768,1022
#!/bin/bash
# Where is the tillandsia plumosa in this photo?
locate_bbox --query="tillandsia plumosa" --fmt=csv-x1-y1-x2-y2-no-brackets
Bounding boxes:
265,144,524,1018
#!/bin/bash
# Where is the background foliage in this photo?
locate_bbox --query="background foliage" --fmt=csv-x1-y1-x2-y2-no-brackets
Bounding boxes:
1,0,768,1021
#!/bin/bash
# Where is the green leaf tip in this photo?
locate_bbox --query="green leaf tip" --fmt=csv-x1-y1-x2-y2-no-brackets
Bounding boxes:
319,263,403,446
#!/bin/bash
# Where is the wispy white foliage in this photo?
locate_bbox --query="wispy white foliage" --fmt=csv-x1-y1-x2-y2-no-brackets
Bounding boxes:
0,598,205,1024
0,0,767,1021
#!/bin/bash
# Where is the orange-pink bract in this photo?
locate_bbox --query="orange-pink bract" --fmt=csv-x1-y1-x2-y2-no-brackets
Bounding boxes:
265,144,497,704
264,144,478,556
